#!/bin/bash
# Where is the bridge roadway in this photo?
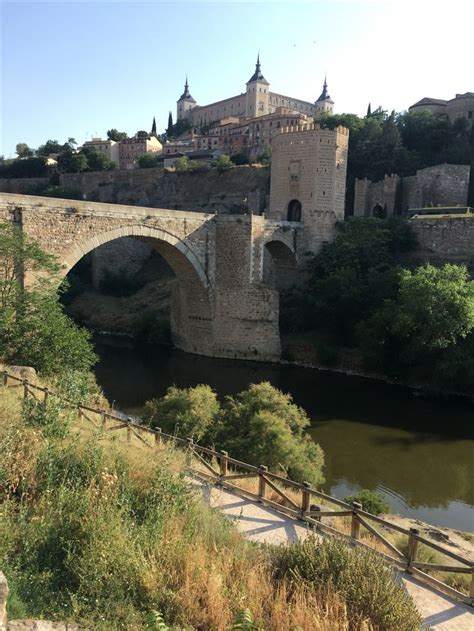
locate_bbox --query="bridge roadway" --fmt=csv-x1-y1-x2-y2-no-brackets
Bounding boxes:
194,479,474,631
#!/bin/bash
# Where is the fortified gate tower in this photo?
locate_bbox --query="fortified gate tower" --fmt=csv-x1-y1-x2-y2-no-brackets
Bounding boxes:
268,123,349,256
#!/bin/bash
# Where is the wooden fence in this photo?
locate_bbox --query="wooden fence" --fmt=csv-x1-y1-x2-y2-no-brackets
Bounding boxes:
2,370,473,606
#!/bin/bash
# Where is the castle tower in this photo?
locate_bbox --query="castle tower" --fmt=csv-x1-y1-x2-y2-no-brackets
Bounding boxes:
314,76,334,118
246,54,270,118
177,76,197,121
268,124,349,256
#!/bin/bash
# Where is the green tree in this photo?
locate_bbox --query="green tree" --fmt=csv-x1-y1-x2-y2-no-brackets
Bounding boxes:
81,147,116,172
358,264,474,392
230,152,249,166
173,156,190,172
166,111,173,137
15,143,34,158
257,145,272,165
36,140,63,157
0,223,96,376
213,154,233,172
0,157,49,178
219,382,324,485
300,217,416,342
384,264,474,352
106,129,128,141
138,153,159,169
57,151,88,173
144,384,220,441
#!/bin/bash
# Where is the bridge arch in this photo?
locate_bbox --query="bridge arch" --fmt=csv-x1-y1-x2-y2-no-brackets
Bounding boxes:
61,224,215,355
262,236,298,291
62,224,212,299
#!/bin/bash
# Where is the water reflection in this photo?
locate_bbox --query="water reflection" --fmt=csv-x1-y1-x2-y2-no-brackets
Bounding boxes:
93,336,474,532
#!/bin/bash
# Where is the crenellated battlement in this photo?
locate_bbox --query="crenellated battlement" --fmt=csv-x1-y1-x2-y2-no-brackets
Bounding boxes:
278,123,349,136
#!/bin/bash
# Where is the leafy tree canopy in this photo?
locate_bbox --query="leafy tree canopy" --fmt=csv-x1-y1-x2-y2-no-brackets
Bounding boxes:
107,129,128,141
0,223,96,377
16,143,34,158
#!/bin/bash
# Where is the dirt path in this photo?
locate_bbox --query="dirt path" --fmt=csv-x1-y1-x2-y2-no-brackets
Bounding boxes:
194,479,474,631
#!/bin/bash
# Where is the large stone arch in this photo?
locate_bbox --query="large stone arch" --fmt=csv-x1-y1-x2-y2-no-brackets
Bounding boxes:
61,224,212,298
61,224,215,355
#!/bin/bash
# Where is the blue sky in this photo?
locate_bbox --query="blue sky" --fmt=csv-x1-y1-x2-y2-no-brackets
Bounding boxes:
1,0,472,157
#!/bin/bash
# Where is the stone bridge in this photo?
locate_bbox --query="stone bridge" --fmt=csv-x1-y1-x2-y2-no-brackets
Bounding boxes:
0,193,303,361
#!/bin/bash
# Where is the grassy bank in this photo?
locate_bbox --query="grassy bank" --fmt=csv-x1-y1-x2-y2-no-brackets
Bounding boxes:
0,382,422,630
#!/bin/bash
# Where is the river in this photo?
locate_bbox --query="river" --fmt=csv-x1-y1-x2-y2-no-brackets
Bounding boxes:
92,335,474,532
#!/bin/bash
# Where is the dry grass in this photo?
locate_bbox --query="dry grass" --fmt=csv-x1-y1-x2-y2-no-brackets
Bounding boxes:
0,380,423,629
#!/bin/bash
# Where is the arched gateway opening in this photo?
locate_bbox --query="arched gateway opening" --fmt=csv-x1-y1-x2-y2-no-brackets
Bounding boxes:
287,199,302,222
61,226,213,356
262,239,298,292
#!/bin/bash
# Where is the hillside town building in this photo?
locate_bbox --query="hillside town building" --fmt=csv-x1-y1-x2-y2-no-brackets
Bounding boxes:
409,92,474,127
82,138,120,165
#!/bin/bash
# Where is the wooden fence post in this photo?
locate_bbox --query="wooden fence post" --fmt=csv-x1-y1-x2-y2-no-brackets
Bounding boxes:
101,411,106,429
2,371,7,386
154,427,162,446
301,481,311,517
351,501,362,540
311,504,322,522
407,528,420,573
23,380,28,401
219,450,228,478
258,465,267,501
186,438,194,466
43,388,49,405
126,422,132,445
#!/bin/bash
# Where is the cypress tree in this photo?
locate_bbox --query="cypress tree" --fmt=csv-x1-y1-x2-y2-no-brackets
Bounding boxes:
167,111,174,137
151,116,157,135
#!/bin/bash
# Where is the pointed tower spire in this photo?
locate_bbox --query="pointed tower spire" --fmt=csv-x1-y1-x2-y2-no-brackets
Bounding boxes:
316,75,333,103
178,76,196,103
247,52,269,84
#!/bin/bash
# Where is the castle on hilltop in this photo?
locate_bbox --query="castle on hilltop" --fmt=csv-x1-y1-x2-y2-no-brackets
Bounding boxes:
176,55,334,127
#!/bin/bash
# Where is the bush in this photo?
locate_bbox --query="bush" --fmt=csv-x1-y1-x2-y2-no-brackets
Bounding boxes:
230,152,249,166
343,488,390,515
21,397,71,439
138,153,159,169
214,154,233,172
144,384,220,442
145,382,325,485
274,537,422,630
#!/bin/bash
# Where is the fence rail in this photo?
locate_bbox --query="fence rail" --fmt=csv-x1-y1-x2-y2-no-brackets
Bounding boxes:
2,370,473,606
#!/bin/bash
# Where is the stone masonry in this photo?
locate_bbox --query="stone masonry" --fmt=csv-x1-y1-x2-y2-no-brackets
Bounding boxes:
354,164,471,217
0,193,306,361
269,124,349,256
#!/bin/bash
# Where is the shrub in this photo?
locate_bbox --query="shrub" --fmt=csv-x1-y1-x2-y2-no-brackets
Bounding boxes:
214,154,233,172
220,382,324,485
21,397,71,439
230,152,249,166
343,489,390,515
274,537,422,630
144,384,221,442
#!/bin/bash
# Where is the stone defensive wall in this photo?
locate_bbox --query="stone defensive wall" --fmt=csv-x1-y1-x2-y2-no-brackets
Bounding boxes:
0,192,303,362
410,216,474,271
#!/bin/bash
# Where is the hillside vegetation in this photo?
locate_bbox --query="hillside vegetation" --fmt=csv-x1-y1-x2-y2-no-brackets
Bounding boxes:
0,382,422,630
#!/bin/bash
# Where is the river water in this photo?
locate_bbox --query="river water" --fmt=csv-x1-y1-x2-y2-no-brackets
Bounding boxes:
92,336,474,532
